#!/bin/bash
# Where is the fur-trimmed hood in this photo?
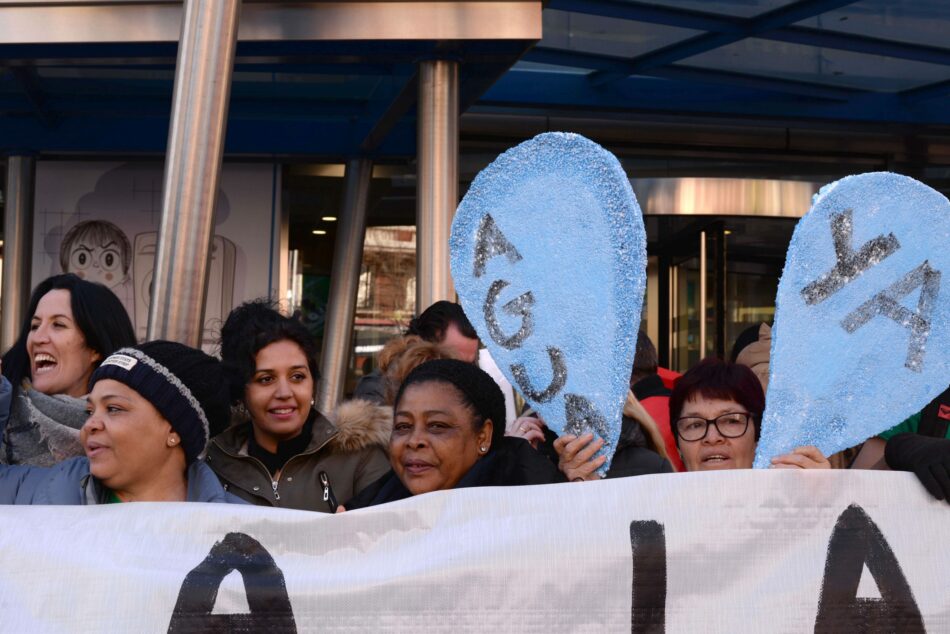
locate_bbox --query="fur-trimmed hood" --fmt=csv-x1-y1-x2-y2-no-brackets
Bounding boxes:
326,398,392,453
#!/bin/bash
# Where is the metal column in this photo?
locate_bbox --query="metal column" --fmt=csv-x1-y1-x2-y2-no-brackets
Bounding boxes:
317,158,372,414
147,0,241,346
415,59,459,313
699,231,707,359
1,156,34,351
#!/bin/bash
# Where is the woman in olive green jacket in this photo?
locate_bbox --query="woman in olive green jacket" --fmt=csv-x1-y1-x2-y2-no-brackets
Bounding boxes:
206,301,390,512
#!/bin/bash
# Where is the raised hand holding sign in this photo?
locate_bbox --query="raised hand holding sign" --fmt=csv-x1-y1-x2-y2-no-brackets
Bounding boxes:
754,172,949,467
451,133,646,473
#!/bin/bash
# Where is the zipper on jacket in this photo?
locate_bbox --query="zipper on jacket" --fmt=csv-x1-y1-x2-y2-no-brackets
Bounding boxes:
319,471,339,512
209,446,282,504
266,429,339,503
211,428,339,505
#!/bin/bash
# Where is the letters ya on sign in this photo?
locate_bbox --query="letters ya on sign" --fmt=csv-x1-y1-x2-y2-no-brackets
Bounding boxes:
755,172,950,465
801,207,941,373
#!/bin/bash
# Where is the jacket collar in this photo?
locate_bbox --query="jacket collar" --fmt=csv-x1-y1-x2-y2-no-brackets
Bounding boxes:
212,410,338,458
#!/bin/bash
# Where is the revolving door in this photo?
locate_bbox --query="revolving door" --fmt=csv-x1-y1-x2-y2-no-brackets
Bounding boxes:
647,215,797,372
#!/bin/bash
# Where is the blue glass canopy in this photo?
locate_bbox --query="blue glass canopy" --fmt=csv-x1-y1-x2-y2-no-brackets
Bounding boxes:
484,1,950,125
1,1,949,158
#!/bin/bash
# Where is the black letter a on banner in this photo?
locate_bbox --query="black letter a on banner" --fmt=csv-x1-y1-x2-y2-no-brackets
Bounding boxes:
814,505,924,634
168,532,297,633
630,521,666,634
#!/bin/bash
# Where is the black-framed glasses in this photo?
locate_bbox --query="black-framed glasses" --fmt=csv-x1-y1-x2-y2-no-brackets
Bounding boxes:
674,412,753,442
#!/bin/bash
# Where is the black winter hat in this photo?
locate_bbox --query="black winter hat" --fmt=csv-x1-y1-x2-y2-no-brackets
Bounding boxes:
89,340,231,464
395,358,506,450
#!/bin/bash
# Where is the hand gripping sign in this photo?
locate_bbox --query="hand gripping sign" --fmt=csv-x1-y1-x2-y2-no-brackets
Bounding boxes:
450,132,646,474
754,172,949,467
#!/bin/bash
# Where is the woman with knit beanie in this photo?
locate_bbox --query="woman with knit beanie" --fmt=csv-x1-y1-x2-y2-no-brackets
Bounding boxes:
343,358,564,510
206,300,391,512
0,340,242,504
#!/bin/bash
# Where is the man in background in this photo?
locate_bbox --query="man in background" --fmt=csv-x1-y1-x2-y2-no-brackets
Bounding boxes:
354,301,479,403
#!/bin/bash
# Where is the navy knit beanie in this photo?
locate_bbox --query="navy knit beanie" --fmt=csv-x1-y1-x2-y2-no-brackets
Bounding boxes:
395,358,506,449
89,341,231,464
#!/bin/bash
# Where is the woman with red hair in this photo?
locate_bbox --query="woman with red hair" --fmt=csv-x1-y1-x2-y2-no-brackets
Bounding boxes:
557,358,830,478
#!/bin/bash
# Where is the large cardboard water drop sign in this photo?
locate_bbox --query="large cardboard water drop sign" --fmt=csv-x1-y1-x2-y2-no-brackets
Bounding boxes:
754,172,950,467
451,133,646,473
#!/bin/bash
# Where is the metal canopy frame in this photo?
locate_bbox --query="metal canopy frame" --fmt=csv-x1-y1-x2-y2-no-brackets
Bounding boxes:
548,0,950,70
0,1,541,44
481,0,950,127
0,1,541,157
5,1,950,154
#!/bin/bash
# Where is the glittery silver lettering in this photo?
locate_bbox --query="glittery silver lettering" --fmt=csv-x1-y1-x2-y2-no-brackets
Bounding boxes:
801,209,900,305
510,347,566,403
483,279,535,350
473,214,522,278
841,261,941,372
563,394,610,441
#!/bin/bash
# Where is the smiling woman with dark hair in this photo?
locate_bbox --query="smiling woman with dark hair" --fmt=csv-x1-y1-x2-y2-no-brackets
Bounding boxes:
343,359,563,510
206,300,391,512
0,273,136,466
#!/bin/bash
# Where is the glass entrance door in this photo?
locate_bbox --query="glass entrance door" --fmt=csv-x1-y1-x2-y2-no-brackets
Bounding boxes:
651,217,794,372
668,226,723,370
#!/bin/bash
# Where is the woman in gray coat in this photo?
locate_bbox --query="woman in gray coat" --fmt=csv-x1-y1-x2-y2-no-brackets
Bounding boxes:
0,274,136,466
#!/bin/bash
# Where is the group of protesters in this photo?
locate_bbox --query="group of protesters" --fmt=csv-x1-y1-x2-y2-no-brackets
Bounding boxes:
0,273,947,510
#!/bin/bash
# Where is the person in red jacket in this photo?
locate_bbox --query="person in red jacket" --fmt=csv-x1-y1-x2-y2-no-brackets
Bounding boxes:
630,331,684,472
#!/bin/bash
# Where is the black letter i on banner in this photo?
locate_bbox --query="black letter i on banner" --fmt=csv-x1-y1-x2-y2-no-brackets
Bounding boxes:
630,521,667,634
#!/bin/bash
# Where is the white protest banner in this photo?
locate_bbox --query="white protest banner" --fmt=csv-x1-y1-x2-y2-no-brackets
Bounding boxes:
0,471,947,632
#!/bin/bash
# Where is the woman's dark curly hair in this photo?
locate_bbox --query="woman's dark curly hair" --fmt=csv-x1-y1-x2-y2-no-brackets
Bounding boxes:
219,299,320,404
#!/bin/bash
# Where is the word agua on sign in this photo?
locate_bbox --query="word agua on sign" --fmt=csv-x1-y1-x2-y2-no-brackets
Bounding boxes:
473,213,610,439
163,504,925,634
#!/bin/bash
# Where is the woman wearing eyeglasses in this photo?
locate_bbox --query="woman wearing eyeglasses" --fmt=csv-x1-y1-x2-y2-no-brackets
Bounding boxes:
669,358,829,471
557,358,829,479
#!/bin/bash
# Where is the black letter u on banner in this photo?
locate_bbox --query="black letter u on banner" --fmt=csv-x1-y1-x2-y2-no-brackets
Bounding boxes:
167,532,297,633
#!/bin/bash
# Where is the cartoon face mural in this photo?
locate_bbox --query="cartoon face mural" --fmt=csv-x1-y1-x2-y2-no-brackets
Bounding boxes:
59,220,132,289
35,162,276,346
